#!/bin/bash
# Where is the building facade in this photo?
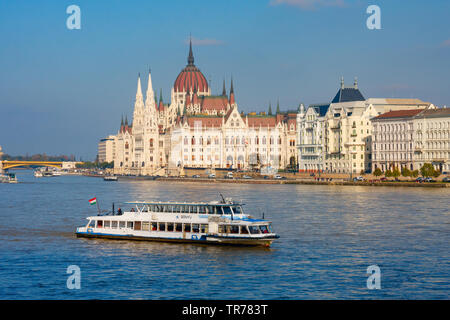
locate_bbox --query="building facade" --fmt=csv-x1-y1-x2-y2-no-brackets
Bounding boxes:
97,135,116,163
107,40,298,175
297,78,435,174
372,108,450,173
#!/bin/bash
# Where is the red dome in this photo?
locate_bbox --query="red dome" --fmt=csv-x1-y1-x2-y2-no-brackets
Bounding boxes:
174,39,209,93
174,65,209,93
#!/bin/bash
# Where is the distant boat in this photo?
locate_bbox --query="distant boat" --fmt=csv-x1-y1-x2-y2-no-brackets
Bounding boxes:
52,171,62,176
42,171,53,177
104,175,118,181
0,173,18,183
34,171,43,178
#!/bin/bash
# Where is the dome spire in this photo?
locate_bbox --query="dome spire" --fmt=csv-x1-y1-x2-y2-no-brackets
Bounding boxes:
188,35,194,65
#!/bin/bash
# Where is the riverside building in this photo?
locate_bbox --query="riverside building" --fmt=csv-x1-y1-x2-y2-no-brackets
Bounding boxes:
297,78,435,174
372,108,450,173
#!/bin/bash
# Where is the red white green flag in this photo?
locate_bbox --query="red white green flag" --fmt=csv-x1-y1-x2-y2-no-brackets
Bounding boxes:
89,197,97,205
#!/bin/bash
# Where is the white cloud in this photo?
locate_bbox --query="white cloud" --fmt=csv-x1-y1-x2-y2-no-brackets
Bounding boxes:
185,37,224,46
270,0,346,10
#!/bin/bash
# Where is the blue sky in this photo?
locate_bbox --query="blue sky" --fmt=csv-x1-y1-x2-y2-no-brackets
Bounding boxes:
0,0,449,160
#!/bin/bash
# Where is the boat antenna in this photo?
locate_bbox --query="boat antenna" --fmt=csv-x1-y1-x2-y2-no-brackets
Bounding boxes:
262,212,265,219
112,202,115,215
219,193,225,203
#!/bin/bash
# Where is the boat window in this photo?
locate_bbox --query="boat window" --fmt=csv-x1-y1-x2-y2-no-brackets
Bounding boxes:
104,221,111,228
151,222,157,231
230,225,239,234
192,224,200,233
218,225,225,233
127,221,133,229
190,206,198,214
222,206,232,215
233,206,242,214
198,206,206,214
268,224,273,233
134,221,141,231
111,221,118,229
167,223,174,232
119,221,125,229
142,221,150,231
158,222,166,231
97,221,103,228
184,223,191,232
175,223,183,232
240,226,249,234
206,205,215,214
248,226,260,234
200,224,208,233
217,206,224,215
142,206,149,212
89,220,95,227
259,225,269,234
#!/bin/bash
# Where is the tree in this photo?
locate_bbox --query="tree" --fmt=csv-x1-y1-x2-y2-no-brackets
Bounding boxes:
411,170,419,178
401,167,411,177
385,169,393,177
373,167,383,177
392,168,401,179
420,163,436,177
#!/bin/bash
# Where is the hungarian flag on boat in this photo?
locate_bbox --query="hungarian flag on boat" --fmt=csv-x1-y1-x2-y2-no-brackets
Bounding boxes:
89,197,97,205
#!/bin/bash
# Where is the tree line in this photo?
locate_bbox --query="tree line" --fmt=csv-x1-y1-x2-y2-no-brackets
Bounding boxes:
373,163,441,178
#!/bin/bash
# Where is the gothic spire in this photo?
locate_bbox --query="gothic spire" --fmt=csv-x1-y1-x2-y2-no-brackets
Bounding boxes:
188,36,194,65
136,73,143,99
222,79,226,96
145,68,155,107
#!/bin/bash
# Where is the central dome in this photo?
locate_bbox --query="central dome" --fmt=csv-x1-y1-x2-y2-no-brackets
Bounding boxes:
174,40,209,93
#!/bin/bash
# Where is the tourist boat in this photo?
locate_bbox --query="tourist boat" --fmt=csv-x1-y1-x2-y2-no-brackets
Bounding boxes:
75,197,279,247
0,173,18,183
104,175,118,181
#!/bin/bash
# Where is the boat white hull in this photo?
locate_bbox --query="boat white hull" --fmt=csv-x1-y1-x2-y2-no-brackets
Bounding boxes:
76,229,278,247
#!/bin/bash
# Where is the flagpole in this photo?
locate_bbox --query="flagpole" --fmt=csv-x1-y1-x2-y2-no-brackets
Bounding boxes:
96,199,101,215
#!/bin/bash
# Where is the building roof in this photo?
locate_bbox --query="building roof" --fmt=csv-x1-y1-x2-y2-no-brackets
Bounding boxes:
186,116,222,128
200,95,229,112
372,109,424,120
332,87,365,103
416,108,450,118
308,103,330,117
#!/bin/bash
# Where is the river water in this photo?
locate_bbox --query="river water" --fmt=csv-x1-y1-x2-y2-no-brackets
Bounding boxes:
0,170,449,299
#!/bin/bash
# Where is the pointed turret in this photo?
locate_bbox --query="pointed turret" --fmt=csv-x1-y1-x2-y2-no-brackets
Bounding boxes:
136,73,143,101
229,77,235,106
145,69,156,108
354,77,358,89
158,88,164,111
268,102,273,115
222,79,226,96
276,99,280,114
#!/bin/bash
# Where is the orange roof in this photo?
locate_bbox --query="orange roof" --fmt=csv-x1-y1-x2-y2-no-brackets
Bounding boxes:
186,117,222,128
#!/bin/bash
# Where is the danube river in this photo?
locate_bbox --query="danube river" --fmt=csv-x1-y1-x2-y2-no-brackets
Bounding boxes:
0,170,449,299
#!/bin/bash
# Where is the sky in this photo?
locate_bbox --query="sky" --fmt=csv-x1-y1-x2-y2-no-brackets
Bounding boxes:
0,0,449,160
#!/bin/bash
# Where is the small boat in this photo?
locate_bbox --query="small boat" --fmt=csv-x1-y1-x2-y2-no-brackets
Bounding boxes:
0,173,18,183
104,175,118,181
42,171,53,177
34,171,43,178
76,197,279,247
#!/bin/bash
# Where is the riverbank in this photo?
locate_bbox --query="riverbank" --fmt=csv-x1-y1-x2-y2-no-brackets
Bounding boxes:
117,175,450,188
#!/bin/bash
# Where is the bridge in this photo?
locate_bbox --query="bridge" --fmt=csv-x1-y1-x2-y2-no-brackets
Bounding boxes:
0,160,63,172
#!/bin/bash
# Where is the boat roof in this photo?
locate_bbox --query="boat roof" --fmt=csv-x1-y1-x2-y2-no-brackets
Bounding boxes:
125,201,244,206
